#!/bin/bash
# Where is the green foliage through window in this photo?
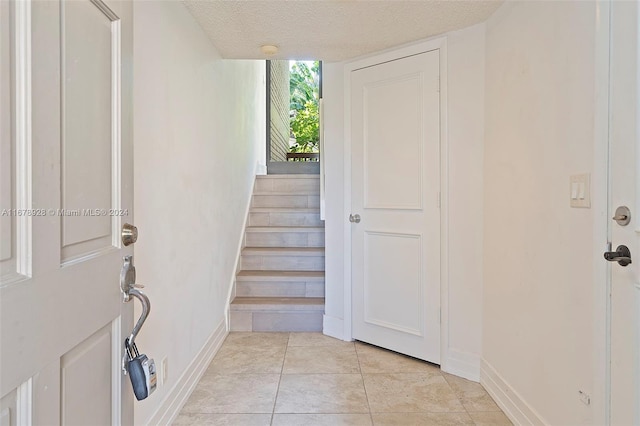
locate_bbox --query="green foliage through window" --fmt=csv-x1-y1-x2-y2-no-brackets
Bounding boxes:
289,61,320,153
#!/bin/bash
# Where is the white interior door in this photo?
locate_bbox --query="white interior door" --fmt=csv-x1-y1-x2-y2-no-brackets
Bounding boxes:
0,0,134,424
609,2,640,424
350,51,441,363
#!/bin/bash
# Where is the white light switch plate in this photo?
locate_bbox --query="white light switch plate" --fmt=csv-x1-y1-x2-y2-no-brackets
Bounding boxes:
570,174,590,208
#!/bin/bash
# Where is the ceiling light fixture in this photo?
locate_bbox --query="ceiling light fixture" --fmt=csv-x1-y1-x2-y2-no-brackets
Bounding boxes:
260,45,279,56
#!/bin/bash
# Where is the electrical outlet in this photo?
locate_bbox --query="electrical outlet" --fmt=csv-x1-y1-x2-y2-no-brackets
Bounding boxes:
579,390,591,406
0,408,11,426
161,357,168,386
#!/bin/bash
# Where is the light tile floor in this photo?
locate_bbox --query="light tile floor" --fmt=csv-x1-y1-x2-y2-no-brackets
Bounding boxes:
174,333,513,426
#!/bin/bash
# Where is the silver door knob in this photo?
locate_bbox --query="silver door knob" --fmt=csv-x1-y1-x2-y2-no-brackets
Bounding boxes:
349,214,361,223
122,223,138,246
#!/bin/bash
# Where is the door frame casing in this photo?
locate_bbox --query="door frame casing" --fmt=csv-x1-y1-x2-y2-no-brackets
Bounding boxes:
592,1,611,424
342,36,449,365
596,0,640,423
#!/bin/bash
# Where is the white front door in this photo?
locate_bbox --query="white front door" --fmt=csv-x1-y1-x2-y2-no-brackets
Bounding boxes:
608,1,639,424
350,51,441,363
0,0,134,424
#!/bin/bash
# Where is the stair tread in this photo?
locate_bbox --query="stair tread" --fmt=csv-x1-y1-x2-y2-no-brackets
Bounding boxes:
246,226,324,232
257,175,319,179
231,297,325,310
250,207,320,213
232,296,324,304
253,192,319,196
237,270,324,278
242,247,324,256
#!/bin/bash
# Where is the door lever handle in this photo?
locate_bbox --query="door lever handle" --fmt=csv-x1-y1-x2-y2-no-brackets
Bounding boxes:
119,255,153,375
121,287,152,376
604,244,632,266
127,288,151,347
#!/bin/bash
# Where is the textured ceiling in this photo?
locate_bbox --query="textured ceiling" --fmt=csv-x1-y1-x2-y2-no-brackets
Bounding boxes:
182,1,503,62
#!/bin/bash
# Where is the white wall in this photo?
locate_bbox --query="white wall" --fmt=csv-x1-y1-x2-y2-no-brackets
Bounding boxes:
132,2,265,424
482,2,598,424
322,23,485,380
443,23,485,380
321,62,346,337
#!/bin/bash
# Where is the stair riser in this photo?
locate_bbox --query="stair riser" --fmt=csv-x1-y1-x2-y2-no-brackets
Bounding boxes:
230,311,323,332
255,178,320,194
252,194,320,209
241,255,325,271
245,232,325,248
249,212,323,227
235,281,324,298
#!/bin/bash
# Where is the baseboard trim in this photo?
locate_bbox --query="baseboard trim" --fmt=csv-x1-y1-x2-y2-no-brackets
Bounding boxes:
323,315,345,341
256,161,267,175
225,169,259,329
442,348,480,382
146,320,227,425
480,358,547,426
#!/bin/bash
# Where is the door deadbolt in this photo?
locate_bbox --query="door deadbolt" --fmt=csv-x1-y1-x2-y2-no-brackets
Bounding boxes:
612,206,631,226
122,223,138,246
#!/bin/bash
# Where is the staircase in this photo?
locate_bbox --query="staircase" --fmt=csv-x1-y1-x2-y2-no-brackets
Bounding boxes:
230,175,325,332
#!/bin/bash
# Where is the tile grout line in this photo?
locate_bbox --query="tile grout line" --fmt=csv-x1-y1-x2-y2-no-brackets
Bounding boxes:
441,373,469,418
441,372,501,424
354,341,375,425
269,333,290,426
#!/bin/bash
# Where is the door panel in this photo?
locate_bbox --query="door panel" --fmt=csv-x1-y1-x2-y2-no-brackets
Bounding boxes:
61,0,114,252
0,0,11,265
364,231,424,335
351,51,441,363
61,324,112,426
0,0,24,285
609,2,639,424
363,73,423,210
0,1,134,424
0,390,17,426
